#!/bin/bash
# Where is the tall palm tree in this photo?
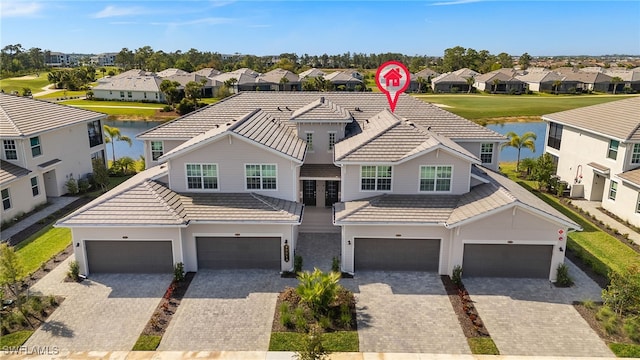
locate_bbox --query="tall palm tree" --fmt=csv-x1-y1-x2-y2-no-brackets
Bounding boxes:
501,131,537,172
466,76,475,93
279,76,289,91
610,76,623,95
492,78,501,94
552,80,562,95
103,125,132,164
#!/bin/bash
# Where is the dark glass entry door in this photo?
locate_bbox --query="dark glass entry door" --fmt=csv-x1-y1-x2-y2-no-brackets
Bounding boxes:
325,181,339,207
303,180,316,206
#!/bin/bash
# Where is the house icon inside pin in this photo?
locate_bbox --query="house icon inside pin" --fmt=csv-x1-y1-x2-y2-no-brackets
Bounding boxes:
383,68,403,87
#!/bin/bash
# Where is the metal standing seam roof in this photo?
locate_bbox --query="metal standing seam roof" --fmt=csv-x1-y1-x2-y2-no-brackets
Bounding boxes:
159,109,306,162
0,93,105,138
542,97,640,142
0,160,31,186
136,92,505,142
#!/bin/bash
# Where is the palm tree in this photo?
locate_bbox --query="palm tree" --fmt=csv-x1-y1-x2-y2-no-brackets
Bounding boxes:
103,125,132,164
610,76,623,95
492,78,501,94
279,76,289,91
552,80,562,95
466,76,475,93
501,131,537,172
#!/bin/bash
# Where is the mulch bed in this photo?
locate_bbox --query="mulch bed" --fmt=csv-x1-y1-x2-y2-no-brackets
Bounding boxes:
140,272,195,337
441,275,490,338
574,302,637,346
1,296,64,335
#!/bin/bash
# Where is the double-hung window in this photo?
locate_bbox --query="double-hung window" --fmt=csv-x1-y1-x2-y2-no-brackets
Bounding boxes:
328,132,336,151
631,144,640,164
151,141,164,161
547,122,563,150
186,164,218,190
608,140,619,160
636,193,640,214
420,165,452,192
480,143,493,164
87,120,103,147
608,180,618,201
30,136,42,157
360,165,392,191
1,189,10,210
3,140,17,160
306,132,314,152
245,164,277,190
31,177,39,197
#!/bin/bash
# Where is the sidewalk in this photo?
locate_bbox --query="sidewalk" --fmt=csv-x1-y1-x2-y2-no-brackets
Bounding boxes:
571,199,640,246
0,196,78,244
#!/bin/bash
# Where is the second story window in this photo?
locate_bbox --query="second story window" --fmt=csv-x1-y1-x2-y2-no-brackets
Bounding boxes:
186,164,218,190
608,140,619,160
246,164,277,190
547,122,563,150
30,136,42,157
306,132,314,152
1,188,10,210
480,143,493,164
151,141,164,161
3,140,17,160
361,165,392,191
631,144,640,164
328,132,336,151
420,165,452,192
87,120,103,147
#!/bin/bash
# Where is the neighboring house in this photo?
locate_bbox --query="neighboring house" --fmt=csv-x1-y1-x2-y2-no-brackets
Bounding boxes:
193,68,222,78
298,68,326,79
211,68,260,92
409,68,440,92
59,92,579,282
324,71,364,91
110,69,155,79
255,68,301,91
473,69,526,94
164,73,215,98
431,68,479,93
515,70,565,92
0,94,107,224
562,71,613,93
90,53,117,67
156,68,189,78
603,68,640,92
92,75,165,103
542,97,640,227
45,52,69,67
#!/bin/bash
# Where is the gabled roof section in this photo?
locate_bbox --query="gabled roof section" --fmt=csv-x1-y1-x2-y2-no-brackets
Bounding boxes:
156,68,188,77
299,68,326,79
334,109,479,164
0,93,105,137
160,109,306,162
289,97,353,123
618,167,640,188
432,68,479,84
542,97,640,141
193,68,222,77
0,160,31,186
257,68,300,83
334,194,458,224
475,69,524,83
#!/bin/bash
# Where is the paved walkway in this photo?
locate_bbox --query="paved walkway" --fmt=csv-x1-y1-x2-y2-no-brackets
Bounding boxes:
1,196,78,243
341,272,470,354
26,257,171,352
296,232,341,272
464,260,613,357
572,199,640,246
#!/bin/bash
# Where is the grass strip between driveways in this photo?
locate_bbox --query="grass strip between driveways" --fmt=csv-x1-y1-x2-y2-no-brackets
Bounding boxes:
0,330,35,347
468,337,499,355
609,343,640,358
14,226,71,278
132,335,162,351
269,331,359,352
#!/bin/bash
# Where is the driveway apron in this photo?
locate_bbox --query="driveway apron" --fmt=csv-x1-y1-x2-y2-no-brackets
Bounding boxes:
342,271,471,354
464,260,613,357
25,257,171,352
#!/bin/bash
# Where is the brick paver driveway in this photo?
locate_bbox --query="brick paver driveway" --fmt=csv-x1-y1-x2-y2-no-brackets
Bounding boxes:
158,270,296,351
26,257,171,352
464,260,613,357
342,272,471,354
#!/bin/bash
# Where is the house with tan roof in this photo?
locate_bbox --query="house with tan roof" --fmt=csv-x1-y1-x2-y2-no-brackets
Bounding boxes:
323,71,364,91
255,68,301,91
58,92,579,281
473,69,526,94
543,96,640,226
431,68,479,93
0,94,107,227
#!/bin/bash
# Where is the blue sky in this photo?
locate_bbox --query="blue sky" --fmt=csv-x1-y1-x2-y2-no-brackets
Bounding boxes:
1,0,639,56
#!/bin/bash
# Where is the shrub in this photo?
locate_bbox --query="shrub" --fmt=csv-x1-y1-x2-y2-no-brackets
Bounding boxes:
331,257,340,273
582,300,596,310
602,265,640,316
295,324,328,360
65,177,79,195
624,316,640,342
78,178,90,193
67,260,80,282
280,303,294,328
296,269,341,318
596,305,615,322
294,255,303,273
294,306,309,332
318,316,332,330
339,304,352,330
555,263,574,287
452,265,463,287
173,262,185,282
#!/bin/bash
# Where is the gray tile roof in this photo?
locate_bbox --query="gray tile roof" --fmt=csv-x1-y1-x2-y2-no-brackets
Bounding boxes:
163,74,213,87
193,68,222,78
0,93,105,138
542,97,640,141
256,68,300,84
0,160,31,186
324,71,364,84
290,97,353,122
563,71,613,84
432,68,479,84
298,68,326,79
156,68,188,77
335,166,580,230
515,70,564,84
475,69,524,84
57,165,303,226
618,167,640,187
412,68,440,80
137,92,505,142
300,164,341,179
160,109,306,162
110,69,154,79
334,109,479,163
92,75,164,92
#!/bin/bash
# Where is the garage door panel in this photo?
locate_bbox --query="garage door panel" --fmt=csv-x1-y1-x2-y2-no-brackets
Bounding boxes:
355,238,440,271
86,240,173,273
463,244,552,278
197,237,280,269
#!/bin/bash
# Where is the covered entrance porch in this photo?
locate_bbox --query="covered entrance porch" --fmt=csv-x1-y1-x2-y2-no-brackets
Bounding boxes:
300,164,341,208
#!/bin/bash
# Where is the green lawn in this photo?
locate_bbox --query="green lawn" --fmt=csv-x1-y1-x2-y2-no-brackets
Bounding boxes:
0,75,51,95
14,226,71,278
132,335,162,351
0,330,34,347
269,331,359,352
609,343,640,358
413,94,639,120
60,99,165,108
468,337,500,355
34,90,87,99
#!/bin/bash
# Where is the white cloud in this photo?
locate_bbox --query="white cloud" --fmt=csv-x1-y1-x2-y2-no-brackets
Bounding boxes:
93,5,144,18
430,0,484,6
0,1,43,18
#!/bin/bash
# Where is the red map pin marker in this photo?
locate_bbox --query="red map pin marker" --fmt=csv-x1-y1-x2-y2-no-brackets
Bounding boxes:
375,61,410,112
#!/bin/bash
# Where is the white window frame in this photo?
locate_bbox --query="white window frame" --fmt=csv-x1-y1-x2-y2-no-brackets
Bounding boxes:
636,193,640,214
305,132,314,152
419,165,453,192
1,188,11,210
3,140,17,160
31,177,39,197
151,141,164,161
480,143,493,164
631,143,640,165
245,164,278,191
328,132,336,151
360,165,392,192
607,139,619,160
608,180,618,201
30,136,42,157
185,163,219,190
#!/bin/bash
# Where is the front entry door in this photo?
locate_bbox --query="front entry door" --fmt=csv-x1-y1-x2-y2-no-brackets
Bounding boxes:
325,181,339,207
303,180,316,206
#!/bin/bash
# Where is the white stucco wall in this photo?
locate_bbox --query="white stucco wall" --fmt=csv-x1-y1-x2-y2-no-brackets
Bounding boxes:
93,89,164,103
0,174,47,222
143,139,185,169
457,141,500,171
602,177,640,228
296,123,346,164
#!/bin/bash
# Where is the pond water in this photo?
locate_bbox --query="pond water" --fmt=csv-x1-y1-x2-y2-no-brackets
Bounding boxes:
487,121,547,162
103,120,164,162
104,120,548,163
